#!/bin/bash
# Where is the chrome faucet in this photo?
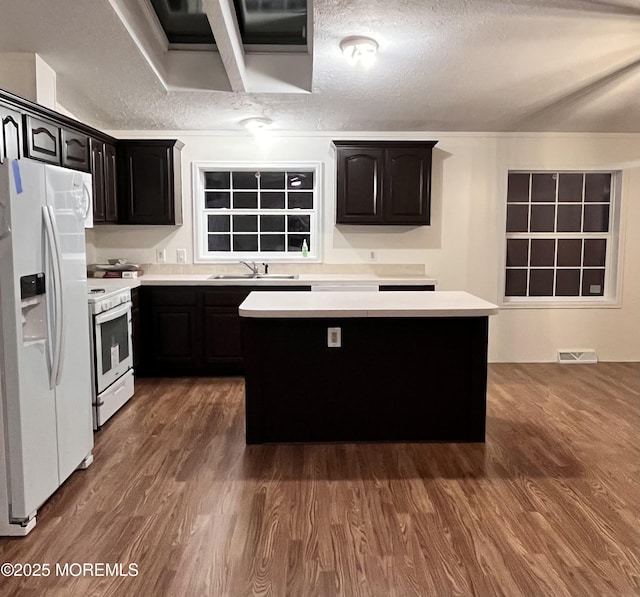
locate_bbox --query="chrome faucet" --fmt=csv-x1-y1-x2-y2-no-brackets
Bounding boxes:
240,261,259,276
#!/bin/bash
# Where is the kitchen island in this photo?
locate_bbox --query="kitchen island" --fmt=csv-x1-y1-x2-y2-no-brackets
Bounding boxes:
240,291,499,444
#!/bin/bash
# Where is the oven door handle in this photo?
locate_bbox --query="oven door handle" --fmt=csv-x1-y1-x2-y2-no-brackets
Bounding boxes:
95,301,132,325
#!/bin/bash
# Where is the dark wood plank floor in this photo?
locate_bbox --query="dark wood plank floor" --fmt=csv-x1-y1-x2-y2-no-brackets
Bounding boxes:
0,363,638,596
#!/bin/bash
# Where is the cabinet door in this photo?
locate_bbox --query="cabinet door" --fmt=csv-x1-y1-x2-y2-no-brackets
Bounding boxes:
336,148,384,224
24,115,61,165
104,143,118,223
203,288,249,371
90,139,106,223
384,147,433,224
119,145,173,224
204,308,245,365
61,128,90,172
143,288,200,374
0,106,22,162
151,306,200,372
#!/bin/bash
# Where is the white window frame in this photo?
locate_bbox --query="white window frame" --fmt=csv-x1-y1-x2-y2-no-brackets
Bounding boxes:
192,161,322,263
500,169,622,309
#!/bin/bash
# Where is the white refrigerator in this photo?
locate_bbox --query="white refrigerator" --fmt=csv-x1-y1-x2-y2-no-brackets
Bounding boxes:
0,158,94,536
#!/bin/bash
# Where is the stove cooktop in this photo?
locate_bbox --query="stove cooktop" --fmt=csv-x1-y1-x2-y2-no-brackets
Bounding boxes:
86,285,130,304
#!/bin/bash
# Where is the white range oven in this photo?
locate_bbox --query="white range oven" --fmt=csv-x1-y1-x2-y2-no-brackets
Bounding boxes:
87,286,135,429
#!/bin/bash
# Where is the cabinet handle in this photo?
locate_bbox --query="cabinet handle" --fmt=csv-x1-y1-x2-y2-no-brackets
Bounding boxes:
373,165,377,215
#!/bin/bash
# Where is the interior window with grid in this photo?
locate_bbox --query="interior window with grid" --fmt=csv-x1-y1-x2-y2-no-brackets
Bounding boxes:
194,166,319,261
504,171,617,302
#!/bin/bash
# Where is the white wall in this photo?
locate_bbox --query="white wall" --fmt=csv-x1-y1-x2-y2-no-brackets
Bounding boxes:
88,131,640,363
0,53,56,109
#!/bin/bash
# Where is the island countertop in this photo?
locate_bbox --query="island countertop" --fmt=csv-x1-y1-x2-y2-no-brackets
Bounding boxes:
239,290,499,318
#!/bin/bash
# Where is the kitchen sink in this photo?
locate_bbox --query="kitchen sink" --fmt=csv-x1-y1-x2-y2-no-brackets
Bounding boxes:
210,274,255,279
209,274,299,280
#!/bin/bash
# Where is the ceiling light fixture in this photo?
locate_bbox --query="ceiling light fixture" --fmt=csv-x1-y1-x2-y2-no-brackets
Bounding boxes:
241,117,273,132
340,36,378,67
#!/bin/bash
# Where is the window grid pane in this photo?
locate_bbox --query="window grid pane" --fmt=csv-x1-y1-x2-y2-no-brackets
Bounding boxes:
505,169,613,300
202,168,317,258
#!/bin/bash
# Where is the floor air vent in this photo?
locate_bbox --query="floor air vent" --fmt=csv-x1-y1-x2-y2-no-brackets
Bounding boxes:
557,350,598,364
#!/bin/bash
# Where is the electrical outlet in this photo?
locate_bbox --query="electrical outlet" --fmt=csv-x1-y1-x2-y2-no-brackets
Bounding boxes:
156,248,167,263
176,248,187,264
327,327,341,348
369,250,376,261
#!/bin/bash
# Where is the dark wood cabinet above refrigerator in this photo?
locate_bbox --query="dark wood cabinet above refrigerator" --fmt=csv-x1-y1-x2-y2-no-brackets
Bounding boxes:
0,105,22,162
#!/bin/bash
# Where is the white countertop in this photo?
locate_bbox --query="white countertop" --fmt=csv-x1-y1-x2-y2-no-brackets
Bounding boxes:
87,274,437,290
239,291,499,318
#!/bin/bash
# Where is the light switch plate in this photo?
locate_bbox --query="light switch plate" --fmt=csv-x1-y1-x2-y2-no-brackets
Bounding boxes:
177,248,187,264
327,327,341,348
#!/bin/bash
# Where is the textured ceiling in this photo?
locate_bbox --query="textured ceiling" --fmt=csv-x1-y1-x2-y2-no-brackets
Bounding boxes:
0,0,638,132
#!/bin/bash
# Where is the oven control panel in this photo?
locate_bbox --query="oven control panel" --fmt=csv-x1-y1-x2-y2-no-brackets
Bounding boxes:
90,288,131,315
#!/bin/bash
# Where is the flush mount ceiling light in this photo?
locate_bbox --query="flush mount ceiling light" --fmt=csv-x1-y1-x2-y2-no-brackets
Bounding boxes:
340,36,378,67
241,117,273,132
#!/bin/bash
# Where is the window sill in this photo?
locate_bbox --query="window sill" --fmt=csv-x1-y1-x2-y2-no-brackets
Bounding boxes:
194,256,322,264
500,298,621,309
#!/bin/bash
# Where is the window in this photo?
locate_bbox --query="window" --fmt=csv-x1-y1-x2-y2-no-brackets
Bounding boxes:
503,171,620,304
149,0,216,45
233,0,308,46
149,0,308,47
193,163,321,262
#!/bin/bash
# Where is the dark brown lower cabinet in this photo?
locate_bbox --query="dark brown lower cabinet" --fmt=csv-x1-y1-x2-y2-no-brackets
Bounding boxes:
138,285,310,376
138,285,433,376
204,308,244,368
152,307,201,373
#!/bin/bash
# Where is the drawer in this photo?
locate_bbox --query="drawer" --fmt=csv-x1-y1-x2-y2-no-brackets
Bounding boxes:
150,287,197,306
203,288,252,307
95,369,135,428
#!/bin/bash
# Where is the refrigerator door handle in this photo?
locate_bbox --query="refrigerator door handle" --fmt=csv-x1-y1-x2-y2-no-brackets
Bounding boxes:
42,206,63,389
42,206,59,389
82,182,92,220
47,205,66,387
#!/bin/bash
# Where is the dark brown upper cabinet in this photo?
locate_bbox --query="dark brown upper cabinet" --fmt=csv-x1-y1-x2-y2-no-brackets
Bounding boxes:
90,139,118,224
117,139,184,225
61,128,90,172
0,105,22,162
24,115,61,165
333,140,438,225
335,146,385,224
